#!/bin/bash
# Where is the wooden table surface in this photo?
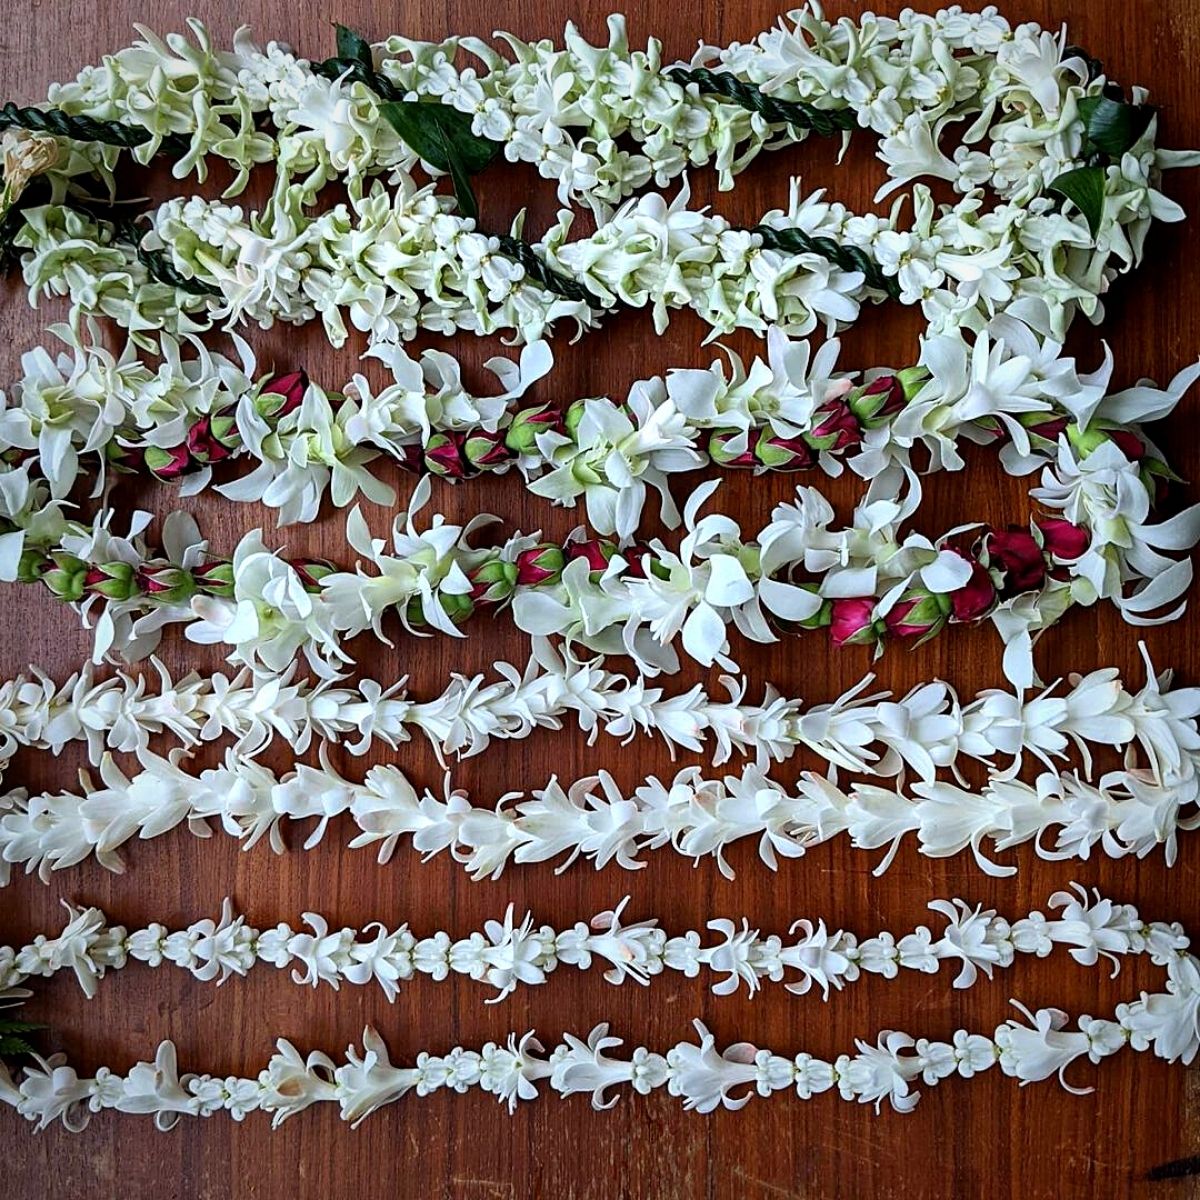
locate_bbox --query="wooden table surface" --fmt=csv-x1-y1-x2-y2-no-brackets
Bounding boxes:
4,1,1200,1197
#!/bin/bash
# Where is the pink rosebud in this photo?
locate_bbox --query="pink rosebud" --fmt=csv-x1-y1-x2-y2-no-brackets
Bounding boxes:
186,417,234,465
850,374,906,424
1037,519,1090,561
514,544,564,586
566,540,614,574
424,433,468,480
883,591,946,639
986,528,1046,594
810,402,861,452
708,428,760,468
755,433,816,472
398,443,424,474
829,597,879,647
262,369,308,417
950,558,997,623
143,442,193,481
1025,414,1070,443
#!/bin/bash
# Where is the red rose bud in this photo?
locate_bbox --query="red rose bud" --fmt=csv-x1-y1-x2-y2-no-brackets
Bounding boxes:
1037,519,1090,561
398,442,425,474
84,561,137,601
136,565,197,603
186,416,235,465
985,528,1046,594
464,431,514,472
808,402,861,453
258,369,308,418
504,402,564,455
514,544,564,586
883,589,947,639
1020,411,1070,443
829,597,881,647
192,560,236,597
468,558,518,605
1107,429,1146,463
566,539,615,576
423,433,469,479
755,432,816,472
290,558,334,591
143,443,193,481
849,374,906,426
950,559,997,622
708,428,760,468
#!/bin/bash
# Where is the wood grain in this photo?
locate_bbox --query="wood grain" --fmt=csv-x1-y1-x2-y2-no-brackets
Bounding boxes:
3,2,1200,1197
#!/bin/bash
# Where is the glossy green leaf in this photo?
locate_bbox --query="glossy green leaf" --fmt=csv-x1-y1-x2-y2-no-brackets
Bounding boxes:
1048,165,1106,237
380,101,500,175
435,122,480,222
334,24,374,71
1078,95,1155,157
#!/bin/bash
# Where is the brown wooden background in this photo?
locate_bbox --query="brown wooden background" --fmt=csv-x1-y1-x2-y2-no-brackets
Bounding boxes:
4,2,1200,1197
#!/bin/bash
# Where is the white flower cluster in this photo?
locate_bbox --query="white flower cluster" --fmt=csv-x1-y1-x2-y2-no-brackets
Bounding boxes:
19,8,1195,354
4,684,1200,883
2,885,1187,1006
2,641,1194,789
5,935,1200,1128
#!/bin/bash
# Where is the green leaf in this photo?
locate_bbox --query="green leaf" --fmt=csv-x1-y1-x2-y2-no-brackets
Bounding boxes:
380,101,500,175
435,121,479,222
334,24,374,72
1048,165,1106,237
0,1020,45,1034
1078,95,1156,158
0,1036,35,1056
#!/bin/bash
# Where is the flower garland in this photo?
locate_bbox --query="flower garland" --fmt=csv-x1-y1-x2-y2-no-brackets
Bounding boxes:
5,943,1200,1126
3,640,1191,782
4,723,1197,884
2,885,1186,1006
6,429,1196,689
6,10,1195,350
8,309,1194,546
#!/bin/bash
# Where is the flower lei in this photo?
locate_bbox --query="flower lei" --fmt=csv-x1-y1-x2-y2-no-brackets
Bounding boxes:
4,716,1197,884
4,914,1199,1127
2,3,1200,1132
0,884,1187,1005
2,640,1189,779
5,9,1196,350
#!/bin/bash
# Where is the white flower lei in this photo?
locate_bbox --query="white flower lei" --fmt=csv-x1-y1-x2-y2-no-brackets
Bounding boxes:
1,640,1192,784
0,884,1187,1005
4,919,1200,1126
3,688,1198,883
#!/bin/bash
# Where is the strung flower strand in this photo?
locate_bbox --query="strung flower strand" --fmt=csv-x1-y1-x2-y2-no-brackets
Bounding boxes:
2,884,1187,1005
8,9,1195,348
5,945,1200,1127
1,641,1195,789
4,731,1199,884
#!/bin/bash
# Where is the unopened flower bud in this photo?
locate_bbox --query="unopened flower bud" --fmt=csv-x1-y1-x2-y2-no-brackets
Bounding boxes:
514,544,564,586
257,370,308,419
807,402,861,453
754,433,816,471
468,558,518,605
566,539,615,577
424,433,469,479
829,597,881,647
84,561,138,601
505,402,564,455
143,443,193,482
849,374,906,426
708,428,759,468
193,560,236,598
883,588,947,640
464,430,513,472
290,559,334,591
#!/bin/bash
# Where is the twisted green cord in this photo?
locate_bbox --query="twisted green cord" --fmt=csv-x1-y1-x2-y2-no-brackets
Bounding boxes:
0,101,190,154
665,67,858,137
749,225,901,300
